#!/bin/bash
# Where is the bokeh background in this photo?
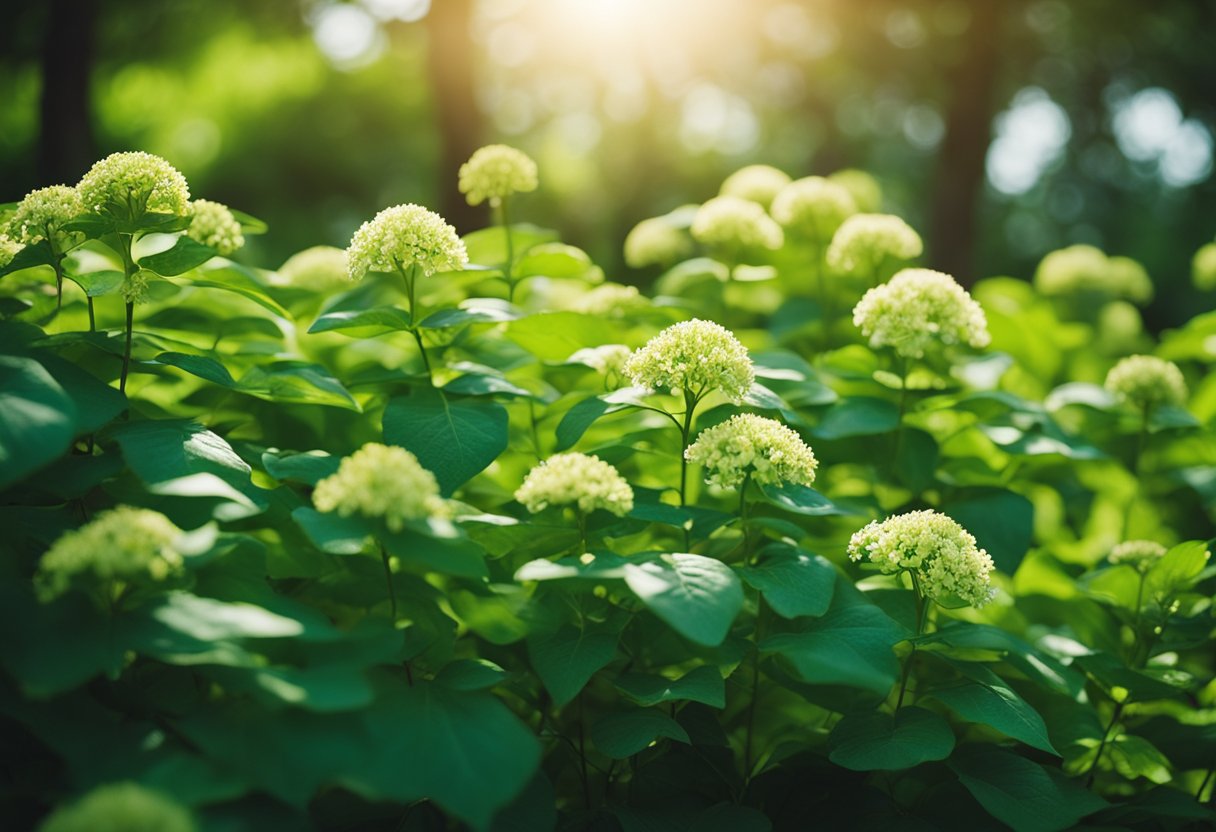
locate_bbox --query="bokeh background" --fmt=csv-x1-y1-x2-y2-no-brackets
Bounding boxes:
3,0,1214,327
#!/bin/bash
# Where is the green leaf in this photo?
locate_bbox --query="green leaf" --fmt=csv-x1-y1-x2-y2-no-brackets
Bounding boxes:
761,599,905,696
418,299,521,329
828,706,955,771
66,269,125,297
812,397,899,439
462,223,559,266
292,507,368,554
191,265,291,318
742,544,836,618
949,745,1107,832
229,207,268,234
1107,734,1172,783
0,238,54,276
758,482,864,517
915,622,1084,697
138,235,217,276
382,388,509,495
895,427,939,491
155,352,361,411
307,305,412,336
527,624,619,707
514,552,632,582
37,354,126,434
555,395,624,451
146,591,305,640
614,666,726,709
623,554,744,647
927,663,1057,755
261,449,339,486
1145,540,1210,599
514,243,596,279
0,355,77,489
435,659,508,692
1072,652,1185,702
505,312,624,361
590,709,690,759
381,525,488,579
942,488,1034,574
443,372,533,398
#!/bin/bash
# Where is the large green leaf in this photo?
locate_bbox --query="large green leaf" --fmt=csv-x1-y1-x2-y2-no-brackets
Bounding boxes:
462,223,559,266
623,554,744,647
527,624,619,707
941,488,1034,574
614,666,726,709
514,243,596,280
742,544,836,619
0,355,77,489
307,305,412,336
139,235,217,276
155,352,361,411
505,312,624,361
758,483,865,517
1145,540,1210,600
812,397,899,439
927,662,1057,755
828,706,955,771
590,709,690,759
949,746,1106,832
382,388,509,495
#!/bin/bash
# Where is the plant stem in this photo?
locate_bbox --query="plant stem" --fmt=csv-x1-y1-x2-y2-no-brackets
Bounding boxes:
529,399,543,459
1122,404,1151,540
1085,700,1125,788
743,596,764,787
120,301,134,394
1197,768,1214,802
399,264,433,382
577,509,588,554
738,475,753,564
87,296,96,331
500,198,516,302
895,571,927,711
678,388,699,551
379,542,398,622
892,353,910,470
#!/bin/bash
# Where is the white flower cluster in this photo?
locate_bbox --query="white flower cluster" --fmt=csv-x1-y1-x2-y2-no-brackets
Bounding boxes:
570,282,647,316
771,176,857,244
187,199,244,256
1104,355,1187,410
77,151,191,218
624,319,755,402
826,213,923,282
458,144,538,207
719,164,791,209
345,203,468,281
515,452,634,516
1033,244,1154,304
313,443,447,531
571,344,633,378
624,216,693,268
852,268,990,358
7,185,83,250
276,246,349,288
1109,539,1167,572
848,510,996,608
685,413,818,489
690,195,784,254
828,168,883,213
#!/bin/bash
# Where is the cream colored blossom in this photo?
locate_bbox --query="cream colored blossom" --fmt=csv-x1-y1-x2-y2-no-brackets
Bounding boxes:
38,782,195,832
1192,242,1216,291
276,246,349,288
458,144,538,207
186,199,244,255
826,214,923,282
313,443,447,531
624,319,755,402
719,164,791,209
36,507,183,603
771,176,857,243
0,234,20,267
1104,355,1187,410
7,185,83,250
571,344,633,378
686,413,818,489
77,151,191,218
1033,244,1153,303
848,510,996,608
624,216,693,268
690,195,783,253
1109,540,1167,572
121,269,153,304
852,268,990,358
828,169,883,213
570,282,648,316
515,452,634,516
345,203,467,281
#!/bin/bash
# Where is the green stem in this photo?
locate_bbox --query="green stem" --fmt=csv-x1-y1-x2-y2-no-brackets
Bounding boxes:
120,301,134,394
1122,404,1151,540
1085,700,1125,788
87,296,96,332
501,198,516,302
892,354,910,469
738,475,753,564
529,399,543,459
678,388,699,551
577,509,588,554
895,571,927,711
1197,768,1214,802
379,542,398,622
399,264,433,382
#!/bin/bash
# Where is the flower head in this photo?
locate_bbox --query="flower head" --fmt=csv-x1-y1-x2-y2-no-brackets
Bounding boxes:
77,151,191,219
345,203,467,281
7,185,83,250
828,169,883,213
121,269,154,305
848,510,996,608
0,234,20,267
313,443,447,531
1104,355,1187,410
686,413,818,489
690,195,784,254
37,782,195,832
852,268,990,358
719,164,791,209
570,282,648,316
771,176,857,244
570,344,633,379
458,144,538,207
276,246,349,288
1109,540,1167,572
624,319,755,402
624,216,693,268
1192,241,1216,291
826,214,923,282
1033,245,1153,304
515,452,634,516
36,507,183,604
186,199,244,255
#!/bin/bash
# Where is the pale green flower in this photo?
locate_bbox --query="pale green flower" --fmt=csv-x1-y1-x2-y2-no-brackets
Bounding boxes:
719,164,791,209
276,245,349,288
852,268,990,358
828,168,883,213
77,151,191,219
458,144,538,207
1104,355,1187,410
36,507,183,603
121,269,154,305
313,443,447,531
186,199,244,256
1033,245,1153,304
7,185,83,250
570,282,647,316
1192,241,1216,291
38,782,195,832
570,344,633,378
1109,540,1168,572
685,413,818,489
515,452,634,516
0,234,20,267
624,319,755,403
624,216,693,268
771,176,857,244
690,195,784,254
848,510,996,608
826,214,923,282
345,203,468,281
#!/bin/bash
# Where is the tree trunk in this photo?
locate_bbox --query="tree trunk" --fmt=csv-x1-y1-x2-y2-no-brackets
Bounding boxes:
38,0,97,184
